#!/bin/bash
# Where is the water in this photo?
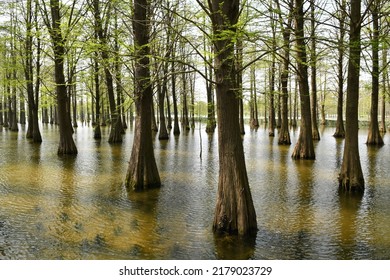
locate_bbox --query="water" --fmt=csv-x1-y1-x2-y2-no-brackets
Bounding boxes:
1,123,390,259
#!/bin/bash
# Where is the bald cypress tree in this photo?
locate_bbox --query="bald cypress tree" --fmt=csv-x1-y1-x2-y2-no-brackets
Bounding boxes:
125,0,161,190
202,0,257,235
339,0,364,192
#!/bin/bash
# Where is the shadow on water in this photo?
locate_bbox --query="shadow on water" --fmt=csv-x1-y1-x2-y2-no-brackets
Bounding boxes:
123,188,162,259
336,191,364,259
290,160,315,259
213,233,257,260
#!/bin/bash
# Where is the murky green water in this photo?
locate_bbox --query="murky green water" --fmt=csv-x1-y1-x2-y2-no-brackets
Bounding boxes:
1,123,390,259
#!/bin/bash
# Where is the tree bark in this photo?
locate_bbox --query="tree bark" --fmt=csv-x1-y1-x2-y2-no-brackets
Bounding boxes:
268,6,277,136
278,12,292,145
291,0,315,159
166,89,172,129
157,71,169,140
209,0,257,236
310,0,320,140
0,101,3,126
125,0,161,191
93,0,123,143
48,0,77,155
380,46,387,133
268,57,276,136
338,0,364,192
93,54,102,139
366,2,384,146
171,61,180,135
237,39,245,135
181,66,190,131
205,60,216,133
333,0,346,138
249,63,259,129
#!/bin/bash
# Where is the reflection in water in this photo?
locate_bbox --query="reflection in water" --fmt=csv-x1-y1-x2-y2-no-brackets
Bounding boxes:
336,192,364,259
1,124,390,259
214,233,256,260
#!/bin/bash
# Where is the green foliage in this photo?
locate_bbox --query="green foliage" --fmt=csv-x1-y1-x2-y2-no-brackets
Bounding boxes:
0,0,387,124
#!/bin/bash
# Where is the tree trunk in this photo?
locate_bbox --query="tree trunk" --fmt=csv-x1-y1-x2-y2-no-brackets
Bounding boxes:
205,61,216,133
292,77,298,127
276,85,281,129
94,54,102,139
171,61,180,135
19,98,26,125
151,100,158,132
380,56,387,133
249,63,259,129
277,6,292,145
157,72,169,140
166,88,172,129
125,0,160,190
114,11,126,134
181,67,190,131
10,92,18,132
190,72,196,129
209,0,257,236
268,6,277,136
268,61,276,136
71,82,78,128
3,95,8,128
93,0,122,143
320,71,327,125
333,0,346,138
237,39,245,135
49,0,78,155
0,101,3,126
291,0,315,160
338,0,364,192
366,3,384,146
310,0,320,140
25,0,42,140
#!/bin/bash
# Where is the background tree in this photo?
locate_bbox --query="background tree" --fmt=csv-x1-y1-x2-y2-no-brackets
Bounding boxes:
275,0,292,145
91,0,123,143
366,0,384,146
333,0,347,138
24,0,42,142
204,21,216,133
380,42,388,133
310,0,320,140
268,4,277,137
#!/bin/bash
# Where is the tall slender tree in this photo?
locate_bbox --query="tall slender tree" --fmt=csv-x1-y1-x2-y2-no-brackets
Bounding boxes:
291,0,315,159
199,0,257,235
338,0,364,192
310,0,320,140
366,0,384,146
380,44,387,133
92,0,123,143
41,0,78,155
333,0,347,138
268,6,277,137
276,0,292,145
125,0,161,190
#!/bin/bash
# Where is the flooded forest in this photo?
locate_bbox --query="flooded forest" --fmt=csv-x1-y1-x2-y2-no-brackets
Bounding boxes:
1,0,390,259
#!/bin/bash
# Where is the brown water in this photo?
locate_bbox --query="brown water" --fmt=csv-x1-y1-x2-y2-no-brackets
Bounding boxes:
1,123,390,259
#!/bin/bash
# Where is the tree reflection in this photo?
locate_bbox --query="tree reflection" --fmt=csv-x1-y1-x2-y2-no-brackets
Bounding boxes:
213,233,256,259
336,191,363,259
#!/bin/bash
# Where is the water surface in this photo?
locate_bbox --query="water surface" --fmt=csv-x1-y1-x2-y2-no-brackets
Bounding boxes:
1,124,390,259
